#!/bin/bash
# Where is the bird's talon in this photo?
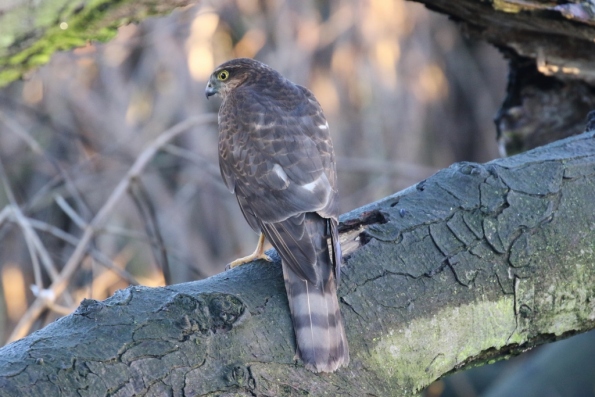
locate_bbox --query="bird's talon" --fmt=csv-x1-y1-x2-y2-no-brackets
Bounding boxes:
225,233,270,271
225,252,271,271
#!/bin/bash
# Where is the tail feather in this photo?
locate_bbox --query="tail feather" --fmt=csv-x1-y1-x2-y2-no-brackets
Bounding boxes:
329,217,342,284
278,214,349,373
282,264,349,372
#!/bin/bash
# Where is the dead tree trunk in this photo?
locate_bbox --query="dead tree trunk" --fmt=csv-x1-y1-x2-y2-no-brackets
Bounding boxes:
412,0,595,155
1,129,594,396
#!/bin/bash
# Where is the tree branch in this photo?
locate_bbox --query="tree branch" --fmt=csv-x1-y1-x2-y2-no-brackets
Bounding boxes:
409,0,595,155
411,0,595,84
1,129,594,396
0,0,197,86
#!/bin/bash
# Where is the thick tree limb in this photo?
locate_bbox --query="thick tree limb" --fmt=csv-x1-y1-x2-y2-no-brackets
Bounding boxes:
1,130,594,396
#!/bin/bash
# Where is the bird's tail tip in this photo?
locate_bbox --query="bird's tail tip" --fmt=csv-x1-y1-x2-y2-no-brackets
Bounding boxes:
302,351,350,373
294,302,350,373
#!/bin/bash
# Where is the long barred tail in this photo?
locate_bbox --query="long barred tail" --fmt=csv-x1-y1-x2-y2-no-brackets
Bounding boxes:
281,217,349,373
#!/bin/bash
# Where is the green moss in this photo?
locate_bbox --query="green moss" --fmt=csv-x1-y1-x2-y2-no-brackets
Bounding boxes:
369,297,519,395
0,69,21,85
492,0,523,13
0,0,183,87
539,260,595,335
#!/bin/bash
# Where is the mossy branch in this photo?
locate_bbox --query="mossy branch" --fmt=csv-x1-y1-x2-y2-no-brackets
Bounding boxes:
1,130,594,396
0,0,196,86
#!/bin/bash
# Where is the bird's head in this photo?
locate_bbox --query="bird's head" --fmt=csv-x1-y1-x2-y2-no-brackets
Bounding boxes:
205,58,278,99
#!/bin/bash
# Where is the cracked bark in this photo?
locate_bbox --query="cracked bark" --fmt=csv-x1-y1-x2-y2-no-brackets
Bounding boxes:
1,130,594,396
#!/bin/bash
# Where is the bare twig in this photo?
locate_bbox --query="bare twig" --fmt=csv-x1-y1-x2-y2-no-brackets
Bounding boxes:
8,114,217,342
0,159,60,282
0,109,93,225
128,178,171,285
17,216,140,286
29,285,74,316
162,144,223,182
45,301,76,316
19,208,44,291
98,226,152,241
0,206,9,228
0,111,45,156
55,195,88,230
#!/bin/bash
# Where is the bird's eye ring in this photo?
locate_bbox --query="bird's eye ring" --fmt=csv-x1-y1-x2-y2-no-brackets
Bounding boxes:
217,70,229,81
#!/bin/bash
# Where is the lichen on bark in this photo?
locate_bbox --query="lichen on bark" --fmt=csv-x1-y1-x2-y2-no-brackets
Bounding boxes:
0,0,194,86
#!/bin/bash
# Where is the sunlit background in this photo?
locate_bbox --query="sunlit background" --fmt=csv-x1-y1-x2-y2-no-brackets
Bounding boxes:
0,0,511,394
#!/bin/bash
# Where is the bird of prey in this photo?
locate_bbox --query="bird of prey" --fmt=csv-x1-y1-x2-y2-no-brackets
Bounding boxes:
205,58,349,373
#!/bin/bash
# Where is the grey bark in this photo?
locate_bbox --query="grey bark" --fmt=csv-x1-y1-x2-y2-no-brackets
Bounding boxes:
1,130,594,396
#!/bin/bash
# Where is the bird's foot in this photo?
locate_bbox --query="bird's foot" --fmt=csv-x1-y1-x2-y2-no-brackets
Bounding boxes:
225,252,272,270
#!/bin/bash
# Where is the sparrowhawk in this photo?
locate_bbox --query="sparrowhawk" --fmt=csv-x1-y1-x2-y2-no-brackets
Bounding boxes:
205,58,349,373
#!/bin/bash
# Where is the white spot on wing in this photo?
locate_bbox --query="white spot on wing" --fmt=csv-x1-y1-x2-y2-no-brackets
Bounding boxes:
301,178,319,192
272,164,288,184
253,113,276,130
253,122,276,131
318,123,329,130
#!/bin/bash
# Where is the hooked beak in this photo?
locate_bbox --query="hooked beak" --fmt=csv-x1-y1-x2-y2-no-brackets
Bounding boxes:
205,81,217,99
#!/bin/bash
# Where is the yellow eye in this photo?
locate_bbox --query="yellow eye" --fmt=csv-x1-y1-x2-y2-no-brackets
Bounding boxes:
217,70,229,81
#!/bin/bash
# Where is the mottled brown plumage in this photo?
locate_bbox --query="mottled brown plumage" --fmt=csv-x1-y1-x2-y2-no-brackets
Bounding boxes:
205,58,349,372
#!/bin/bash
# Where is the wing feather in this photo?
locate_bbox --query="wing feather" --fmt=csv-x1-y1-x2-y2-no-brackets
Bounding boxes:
261,215,318,282
218,84,338,224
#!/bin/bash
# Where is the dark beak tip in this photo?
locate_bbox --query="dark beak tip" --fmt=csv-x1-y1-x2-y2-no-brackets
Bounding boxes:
205,84,216,99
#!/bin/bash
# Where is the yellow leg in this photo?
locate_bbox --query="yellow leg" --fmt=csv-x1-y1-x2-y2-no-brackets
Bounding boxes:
226,233,271,270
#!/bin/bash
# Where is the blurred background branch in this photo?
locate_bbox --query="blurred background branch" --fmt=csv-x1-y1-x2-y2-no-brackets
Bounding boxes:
4,114,216,342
